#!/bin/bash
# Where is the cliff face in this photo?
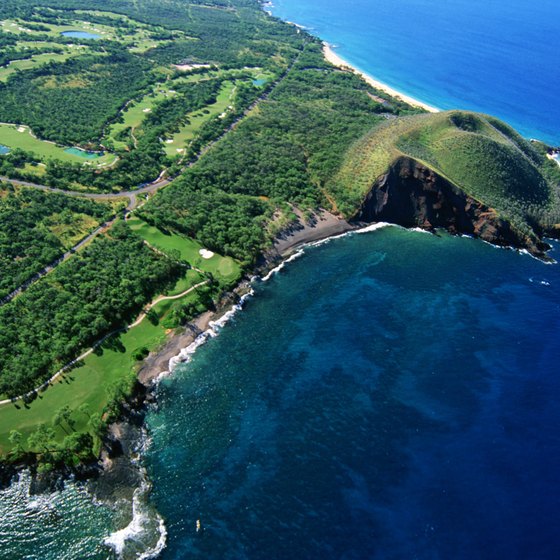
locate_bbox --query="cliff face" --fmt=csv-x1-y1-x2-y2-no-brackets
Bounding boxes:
353,157,550,258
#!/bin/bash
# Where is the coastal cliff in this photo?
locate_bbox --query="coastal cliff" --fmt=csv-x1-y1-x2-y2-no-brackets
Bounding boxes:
353,156,551,259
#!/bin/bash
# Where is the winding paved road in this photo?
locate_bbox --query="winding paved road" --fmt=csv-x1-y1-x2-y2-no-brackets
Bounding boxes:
0,280,209,407
0,50,302,307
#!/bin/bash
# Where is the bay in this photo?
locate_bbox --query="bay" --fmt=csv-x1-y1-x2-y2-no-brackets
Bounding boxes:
146,227,560,559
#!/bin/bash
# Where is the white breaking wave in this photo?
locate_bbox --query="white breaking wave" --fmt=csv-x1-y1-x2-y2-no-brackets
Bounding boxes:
355,222,393,234
261,249,305,281
103,430,167,560
162,288,256,375
103,477,167,560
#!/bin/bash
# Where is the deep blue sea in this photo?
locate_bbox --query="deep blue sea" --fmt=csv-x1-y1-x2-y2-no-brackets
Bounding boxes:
269,0,560,145
145,228,560,560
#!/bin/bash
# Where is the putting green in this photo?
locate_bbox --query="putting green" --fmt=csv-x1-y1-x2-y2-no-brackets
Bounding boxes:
127,215,242,285
0,123,117,165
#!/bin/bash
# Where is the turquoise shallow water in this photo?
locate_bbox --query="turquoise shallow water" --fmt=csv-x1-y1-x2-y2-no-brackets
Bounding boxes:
145,227,560,559
64,147,102,159
61,31,101,40
269,0,560,145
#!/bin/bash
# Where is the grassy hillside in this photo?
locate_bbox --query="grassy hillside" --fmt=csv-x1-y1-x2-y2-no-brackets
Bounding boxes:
328,110,560,236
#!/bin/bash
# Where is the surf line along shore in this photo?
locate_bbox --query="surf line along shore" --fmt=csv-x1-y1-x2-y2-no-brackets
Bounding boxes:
137,209,354,386
322,42,440,113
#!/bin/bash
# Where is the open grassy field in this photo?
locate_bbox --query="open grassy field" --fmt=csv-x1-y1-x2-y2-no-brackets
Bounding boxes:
0,123,118,165
0,264,208,453
0,51,80,82
164,80,237,156
47,213,101,248
127,215,242,285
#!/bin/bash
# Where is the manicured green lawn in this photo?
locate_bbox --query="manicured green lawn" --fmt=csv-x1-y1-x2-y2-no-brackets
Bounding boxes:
164,80,237,156
166,268,205,296
0,123,118,165
127,215,242,284
0,51,79,82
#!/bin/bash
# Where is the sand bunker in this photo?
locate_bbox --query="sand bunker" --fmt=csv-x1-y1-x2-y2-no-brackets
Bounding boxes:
199,249,215,259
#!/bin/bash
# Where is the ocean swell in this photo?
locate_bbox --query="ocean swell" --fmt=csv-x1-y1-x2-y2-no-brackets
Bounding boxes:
103,432,167,560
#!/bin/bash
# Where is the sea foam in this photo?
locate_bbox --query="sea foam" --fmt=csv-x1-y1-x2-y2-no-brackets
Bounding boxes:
162,288,255,375
103,435,167,560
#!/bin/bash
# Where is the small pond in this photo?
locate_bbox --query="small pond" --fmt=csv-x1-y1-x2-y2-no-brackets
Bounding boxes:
61,31,101,40
252,78,267,86
0,145,10,155
64,147,102,159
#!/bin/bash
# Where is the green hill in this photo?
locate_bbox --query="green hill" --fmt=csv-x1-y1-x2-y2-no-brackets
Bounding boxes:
327,111,560,254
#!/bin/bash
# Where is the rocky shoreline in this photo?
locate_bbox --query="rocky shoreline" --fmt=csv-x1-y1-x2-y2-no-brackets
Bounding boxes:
1,197,553,534
0,208,350,491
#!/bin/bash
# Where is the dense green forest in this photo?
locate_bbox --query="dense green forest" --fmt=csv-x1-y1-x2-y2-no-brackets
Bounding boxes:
0,183,115,300
0,0,306,190
0,221,182,398
0,53,153,145
139,42,417,260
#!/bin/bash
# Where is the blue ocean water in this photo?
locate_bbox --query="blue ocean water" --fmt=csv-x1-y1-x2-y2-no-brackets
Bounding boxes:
146,227,560,559
269,0,560,145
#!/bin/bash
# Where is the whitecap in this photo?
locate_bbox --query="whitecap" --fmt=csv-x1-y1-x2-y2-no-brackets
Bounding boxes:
103,448,167,560
261,249,305,281
162,289,256,375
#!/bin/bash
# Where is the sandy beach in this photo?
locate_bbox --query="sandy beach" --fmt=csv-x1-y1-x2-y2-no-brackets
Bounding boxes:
273,209,355,256
323,43,439,113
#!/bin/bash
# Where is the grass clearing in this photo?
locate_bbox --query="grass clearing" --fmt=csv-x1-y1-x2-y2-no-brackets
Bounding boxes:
127,215,242,284
0,123,118,165
47,213,100,248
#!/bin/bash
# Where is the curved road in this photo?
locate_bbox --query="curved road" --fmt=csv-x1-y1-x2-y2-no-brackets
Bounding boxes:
0,280,209,407
0,50,302,306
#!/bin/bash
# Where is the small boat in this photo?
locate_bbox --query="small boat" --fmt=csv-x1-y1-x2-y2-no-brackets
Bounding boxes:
196,519,202,532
